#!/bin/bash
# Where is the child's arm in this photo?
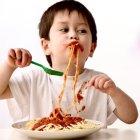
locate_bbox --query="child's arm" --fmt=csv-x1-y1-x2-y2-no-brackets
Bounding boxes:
89,73,138,124
0,48,32,99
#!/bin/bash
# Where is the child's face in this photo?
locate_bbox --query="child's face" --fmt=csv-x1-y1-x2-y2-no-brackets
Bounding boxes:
43,10,95,69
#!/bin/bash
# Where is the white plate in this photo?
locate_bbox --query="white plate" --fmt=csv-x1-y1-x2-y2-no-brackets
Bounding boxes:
12,119,104,139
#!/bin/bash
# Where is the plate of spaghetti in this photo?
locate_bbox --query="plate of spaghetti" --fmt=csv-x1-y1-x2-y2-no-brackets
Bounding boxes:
12,119,103,139
12,108,104,139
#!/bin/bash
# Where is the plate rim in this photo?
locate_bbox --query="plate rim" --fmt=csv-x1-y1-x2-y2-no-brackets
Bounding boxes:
12,119,104,139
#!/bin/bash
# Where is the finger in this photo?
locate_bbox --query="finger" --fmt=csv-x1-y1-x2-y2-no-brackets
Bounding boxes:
8,49,16,59
26,50,32,66
98,77,110,89
15,48,22,62
94,75,108,89
89,75,103,88
88,75,99,87
103,80,114,89
22,50,32,66
93,76,101,88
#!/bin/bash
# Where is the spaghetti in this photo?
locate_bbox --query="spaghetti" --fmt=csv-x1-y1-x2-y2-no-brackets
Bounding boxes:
23,109,97,131
57,42,83,113
23,42,89,131
23,118,97,131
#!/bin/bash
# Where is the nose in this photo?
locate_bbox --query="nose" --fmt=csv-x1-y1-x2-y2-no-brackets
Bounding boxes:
70,36,78,40
69,31,79,40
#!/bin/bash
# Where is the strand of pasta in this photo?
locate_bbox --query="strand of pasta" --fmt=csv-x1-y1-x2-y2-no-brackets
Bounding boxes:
57,46,75,112
73,48,80,114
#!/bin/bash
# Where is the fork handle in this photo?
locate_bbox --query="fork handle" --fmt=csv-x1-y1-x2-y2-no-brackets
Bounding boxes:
31,61,43,67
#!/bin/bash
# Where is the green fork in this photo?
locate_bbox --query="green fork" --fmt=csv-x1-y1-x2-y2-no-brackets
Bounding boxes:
31,61,63,76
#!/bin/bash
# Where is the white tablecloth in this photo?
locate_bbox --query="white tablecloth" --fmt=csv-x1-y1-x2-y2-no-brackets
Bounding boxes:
0,128,139,140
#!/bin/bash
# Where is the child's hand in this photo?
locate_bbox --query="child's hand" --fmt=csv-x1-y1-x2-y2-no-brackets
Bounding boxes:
89,74,117,96
7,48,32,68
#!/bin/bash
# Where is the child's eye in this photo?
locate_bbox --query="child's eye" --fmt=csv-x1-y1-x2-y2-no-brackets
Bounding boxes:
60,28,69,33
78,29,87,34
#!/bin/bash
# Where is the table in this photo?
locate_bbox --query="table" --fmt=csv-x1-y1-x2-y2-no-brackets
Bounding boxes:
0,128,139,140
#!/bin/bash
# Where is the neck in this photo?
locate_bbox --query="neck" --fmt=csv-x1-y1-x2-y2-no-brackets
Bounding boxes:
52,63,84,76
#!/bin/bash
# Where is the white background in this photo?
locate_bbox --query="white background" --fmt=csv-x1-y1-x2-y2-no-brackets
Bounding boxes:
0,0,140,129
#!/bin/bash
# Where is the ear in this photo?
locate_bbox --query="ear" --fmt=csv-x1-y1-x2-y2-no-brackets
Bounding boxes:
40,38,51,55
89,43,96,57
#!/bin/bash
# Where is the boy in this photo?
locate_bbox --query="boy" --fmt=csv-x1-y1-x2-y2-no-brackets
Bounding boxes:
0,0,138,127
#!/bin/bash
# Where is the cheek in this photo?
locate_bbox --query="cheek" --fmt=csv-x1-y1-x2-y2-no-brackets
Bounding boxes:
51,42,66,54
81,45,92,59
83,42,92,53
51,36,65,47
